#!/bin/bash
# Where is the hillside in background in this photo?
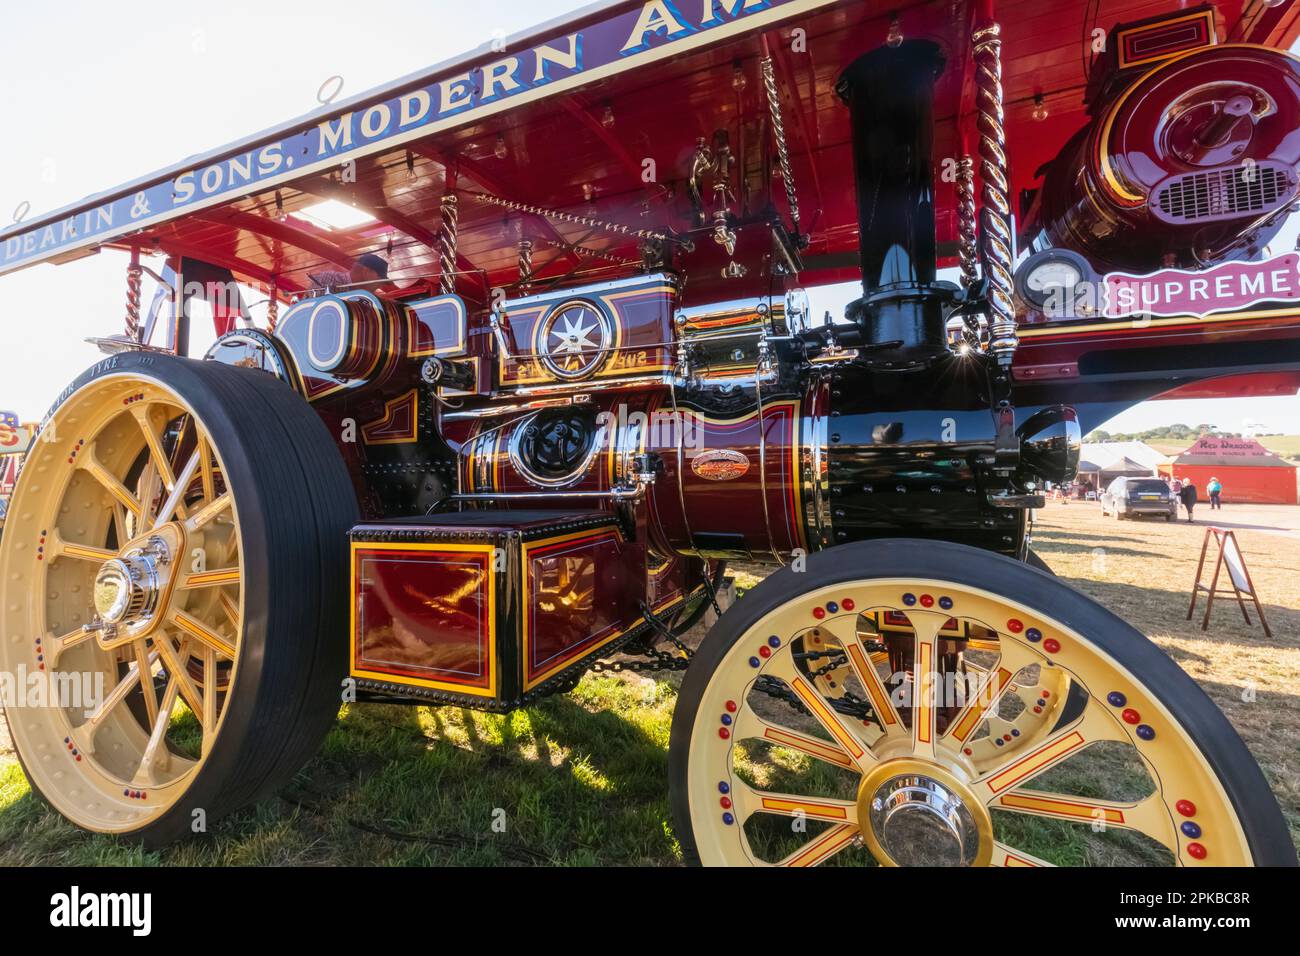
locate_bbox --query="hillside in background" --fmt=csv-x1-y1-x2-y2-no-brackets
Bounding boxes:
1083,429,1300,463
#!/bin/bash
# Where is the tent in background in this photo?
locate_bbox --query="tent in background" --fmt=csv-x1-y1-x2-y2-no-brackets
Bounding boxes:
1077,441,1169,492
1160,437,1298,504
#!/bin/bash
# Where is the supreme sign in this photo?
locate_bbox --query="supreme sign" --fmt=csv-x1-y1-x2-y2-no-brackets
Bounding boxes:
1102,253,1300,318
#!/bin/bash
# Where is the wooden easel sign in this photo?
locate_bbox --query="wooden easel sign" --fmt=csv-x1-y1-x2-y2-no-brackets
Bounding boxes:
1187,527,1272,638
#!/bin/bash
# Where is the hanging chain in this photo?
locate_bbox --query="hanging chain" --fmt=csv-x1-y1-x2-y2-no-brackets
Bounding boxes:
438,193,459,296
517,238,534,290
473,192,690,248
539,236,638,265
761,56,801,236
124,256,143,343
588,644,693,674
974,22,1017,365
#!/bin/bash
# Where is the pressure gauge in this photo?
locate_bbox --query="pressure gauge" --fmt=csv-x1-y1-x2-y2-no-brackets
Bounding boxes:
1013,249,1093,317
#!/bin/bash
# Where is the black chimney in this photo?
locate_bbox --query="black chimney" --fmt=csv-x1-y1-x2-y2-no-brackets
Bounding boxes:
836,40,951,362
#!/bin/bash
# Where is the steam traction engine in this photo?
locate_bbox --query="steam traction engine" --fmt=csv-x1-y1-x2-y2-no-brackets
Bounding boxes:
0,0,1295,866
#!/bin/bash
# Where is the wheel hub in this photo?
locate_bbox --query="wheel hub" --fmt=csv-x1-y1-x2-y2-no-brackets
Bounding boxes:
93,557,153,625
90,528,179,648
857,759,993,866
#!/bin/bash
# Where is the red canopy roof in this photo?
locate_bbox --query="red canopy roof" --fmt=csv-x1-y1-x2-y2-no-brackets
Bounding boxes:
2,0,1295,304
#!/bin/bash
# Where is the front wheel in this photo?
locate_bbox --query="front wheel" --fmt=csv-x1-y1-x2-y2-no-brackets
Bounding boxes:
669,539,1294,867
0,353,357,844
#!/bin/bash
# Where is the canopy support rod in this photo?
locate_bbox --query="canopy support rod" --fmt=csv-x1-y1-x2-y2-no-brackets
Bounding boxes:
974,6,1017,365
125,246,143,343
439,167,459,296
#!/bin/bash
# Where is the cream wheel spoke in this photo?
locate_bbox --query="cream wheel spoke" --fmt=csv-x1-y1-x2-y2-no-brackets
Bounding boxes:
111,502,130,548
130,405,179,498
170,609,236,659
223,527,240,564
943,640,1037,745
764,652,874,771
153,633,206,725
134,676,180,786
76,652,157,750
79,448,143,517
152,450,200,530
46,626,98,665
47,533,115,565
732,708,856,772
134,640,160,728
990,842,1056,867
992,790,1177,851
198,434,217,504
972,702,1126,804
201,646,218,753
218,590,240,628
907,611,948,760
179,567,241,590
184,493,231,533
820,616,904,736
777,824,860,867
731,779,859,828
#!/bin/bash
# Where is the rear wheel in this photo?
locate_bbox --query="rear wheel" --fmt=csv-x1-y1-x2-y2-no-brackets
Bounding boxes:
669,539,1294,867
0,353,357,844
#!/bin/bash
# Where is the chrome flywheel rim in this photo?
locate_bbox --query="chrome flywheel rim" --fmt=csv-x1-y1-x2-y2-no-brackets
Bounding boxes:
685,579,1254,866
0,373,243,832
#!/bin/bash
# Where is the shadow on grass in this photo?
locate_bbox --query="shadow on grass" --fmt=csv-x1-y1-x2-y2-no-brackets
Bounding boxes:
1031,527,1161,543
1031,540,1155,559
1033,568,1299,646
0,674,684,866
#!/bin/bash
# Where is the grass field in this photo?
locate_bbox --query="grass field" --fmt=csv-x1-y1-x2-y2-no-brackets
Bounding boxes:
1,503,1296,865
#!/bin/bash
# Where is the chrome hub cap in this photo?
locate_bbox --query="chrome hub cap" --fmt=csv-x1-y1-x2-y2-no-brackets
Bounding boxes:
88,524,183,651
856,758,992,866
867,773,981,866
93,558,146,625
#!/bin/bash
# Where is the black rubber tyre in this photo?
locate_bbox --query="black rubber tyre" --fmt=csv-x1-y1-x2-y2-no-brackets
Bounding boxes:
1,352,357,846
669,538,1296,866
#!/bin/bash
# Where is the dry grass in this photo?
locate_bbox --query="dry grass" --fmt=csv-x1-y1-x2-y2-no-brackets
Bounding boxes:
1029,501,1300,849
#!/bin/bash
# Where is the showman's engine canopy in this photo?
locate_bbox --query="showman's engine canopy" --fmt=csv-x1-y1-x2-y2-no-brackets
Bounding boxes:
0,0,1296,866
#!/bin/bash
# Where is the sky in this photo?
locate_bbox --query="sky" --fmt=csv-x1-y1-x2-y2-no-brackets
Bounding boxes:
1,0,1298,436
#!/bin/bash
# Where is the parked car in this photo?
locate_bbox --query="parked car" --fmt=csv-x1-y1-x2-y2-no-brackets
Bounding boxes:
1100,477,1177,520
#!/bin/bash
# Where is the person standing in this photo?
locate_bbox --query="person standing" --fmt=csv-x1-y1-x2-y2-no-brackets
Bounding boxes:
1208,476,1222,510
1179,478,1198,522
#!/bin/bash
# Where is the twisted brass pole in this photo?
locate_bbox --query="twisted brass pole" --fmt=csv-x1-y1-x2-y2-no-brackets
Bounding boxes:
517,238,534,291
974,22,1017,364
956,156,978,288
125,249,142,343
439,193,459,296
266,280,279,331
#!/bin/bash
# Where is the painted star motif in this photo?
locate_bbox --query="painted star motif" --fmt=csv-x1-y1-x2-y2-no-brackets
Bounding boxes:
548,308,601,370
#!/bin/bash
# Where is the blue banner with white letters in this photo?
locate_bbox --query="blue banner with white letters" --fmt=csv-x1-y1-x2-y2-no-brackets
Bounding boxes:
0,0,824,276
